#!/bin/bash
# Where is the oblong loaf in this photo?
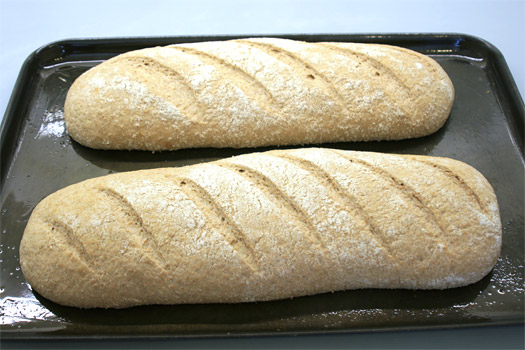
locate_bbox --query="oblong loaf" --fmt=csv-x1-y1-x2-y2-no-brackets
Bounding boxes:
64,38,454,151
20,148,501,309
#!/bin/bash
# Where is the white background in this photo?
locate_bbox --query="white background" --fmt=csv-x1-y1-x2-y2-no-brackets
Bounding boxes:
1,0,524,348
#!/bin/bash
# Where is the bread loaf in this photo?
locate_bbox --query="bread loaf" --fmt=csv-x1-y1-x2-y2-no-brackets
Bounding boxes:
64,38,454,151
20,148,501,309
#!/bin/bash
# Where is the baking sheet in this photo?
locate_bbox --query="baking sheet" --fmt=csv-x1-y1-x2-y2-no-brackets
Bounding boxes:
0,34,523,339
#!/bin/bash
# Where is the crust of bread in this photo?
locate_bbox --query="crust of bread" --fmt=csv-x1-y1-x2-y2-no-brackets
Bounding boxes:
19,148,501,309
63,38,454,150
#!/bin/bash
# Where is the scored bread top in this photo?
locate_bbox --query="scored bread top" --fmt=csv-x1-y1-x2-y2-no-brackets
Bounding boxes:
64,38,455,150
19,148,501,308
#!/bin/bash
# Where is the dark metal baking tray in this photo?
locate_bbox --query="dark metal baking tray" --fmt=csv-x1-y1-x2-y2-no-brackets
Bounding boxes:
1,33,523,339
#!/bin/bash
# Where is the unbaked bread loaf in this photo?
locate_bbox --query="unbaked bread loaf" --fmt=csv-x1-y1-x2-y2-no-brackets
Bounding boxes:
20,148,501,309
63,38,454,151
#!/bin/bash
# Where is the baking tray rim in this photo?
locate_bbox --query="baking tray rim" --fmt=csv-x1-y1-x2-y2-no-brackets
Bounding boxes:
2,319,523,340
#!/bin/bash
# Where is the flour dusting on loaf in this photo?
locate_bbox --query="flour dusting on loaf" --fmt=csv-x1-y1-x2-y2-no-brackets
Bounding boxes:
64,38,454,150
20,148,501,309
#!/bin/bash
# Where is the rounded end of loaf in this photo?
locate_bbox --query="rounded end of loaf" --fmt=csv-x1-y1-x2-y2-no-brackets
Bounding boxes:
399,153,502,289
64,70,104,150
410,50,455,138
19,178,175,309
19,192,97,308
361,43,455,141
64,67,138,151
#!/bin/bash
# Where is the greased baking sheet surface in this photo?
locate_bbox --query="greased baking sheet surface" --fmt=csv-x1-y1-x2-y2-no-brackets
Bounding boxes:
1,34,523,338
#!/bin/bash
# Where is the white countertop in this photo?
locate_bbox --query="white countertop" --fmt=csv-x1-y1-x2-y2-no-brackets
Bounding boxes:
1,0,523,348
